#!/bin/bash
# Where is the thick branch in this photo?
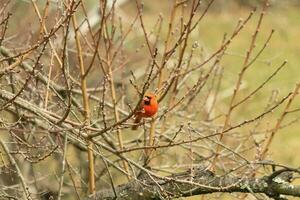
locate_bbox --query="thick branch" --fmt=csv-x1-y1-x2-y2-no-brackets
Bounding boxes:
87,168,300,200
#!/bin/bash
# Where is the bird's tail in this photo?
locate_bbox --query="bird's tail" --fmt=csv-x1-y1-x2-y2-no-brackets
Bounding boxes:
132,115,142,130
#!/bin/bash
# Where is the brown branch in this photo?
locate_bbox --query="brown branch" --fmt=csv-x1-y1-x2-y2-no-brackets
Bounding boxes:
0,139,32,200
72,12,95,194
86,168,300,200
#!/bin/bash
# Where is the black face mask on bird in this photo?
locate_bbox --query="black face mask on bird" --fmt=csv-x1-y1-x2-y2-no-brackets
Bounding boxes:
144,95,152,105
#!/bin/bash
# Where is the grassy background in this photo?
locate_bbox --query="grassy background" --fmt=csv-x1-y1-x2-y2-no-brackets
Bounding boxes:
1,1,300,199
196,5,300,167
192,4,300,200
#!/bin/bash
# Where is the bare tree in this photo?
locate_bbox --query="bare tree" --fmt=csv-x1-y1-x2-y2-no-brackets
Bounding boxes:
0,0,299,200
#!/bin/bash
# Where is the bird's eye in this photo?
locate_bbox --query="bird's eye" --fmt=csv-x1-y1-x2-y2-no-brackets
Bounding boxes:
145,95,152,99
144,99,150,105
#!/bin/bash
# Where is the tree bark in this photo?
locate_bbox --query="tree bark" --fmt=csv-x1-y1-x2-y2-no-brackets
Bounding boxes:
86,168,300,200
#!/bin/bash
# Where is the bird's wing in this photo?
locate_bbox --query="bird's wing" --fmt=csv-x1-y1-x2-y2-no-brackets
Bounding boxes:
135,100,145,115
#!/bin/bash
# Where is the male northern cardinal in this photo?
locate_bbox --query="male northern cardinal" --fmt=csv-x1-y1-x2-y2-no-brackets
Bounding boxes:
132,93,158,130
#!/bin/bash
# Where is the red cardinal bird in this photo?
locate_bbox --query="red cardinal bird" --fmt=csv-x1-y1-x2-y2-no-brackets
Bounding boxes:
132,93,158,130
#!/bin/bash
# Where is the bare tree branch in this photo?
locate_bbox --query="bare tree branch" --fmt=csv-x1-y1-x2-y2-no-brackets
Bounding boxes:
87,168,300,200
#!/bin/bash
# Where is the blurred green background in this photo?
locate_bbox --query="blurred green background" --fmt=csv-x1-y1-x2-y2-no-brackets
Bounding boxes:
194,2,300,168
1,0,300,199
191,1,300,167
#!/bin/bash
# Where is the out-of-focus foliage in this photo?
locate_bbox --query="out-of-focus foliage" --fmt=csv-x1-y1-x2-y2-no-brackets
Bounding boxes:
1,1,300,200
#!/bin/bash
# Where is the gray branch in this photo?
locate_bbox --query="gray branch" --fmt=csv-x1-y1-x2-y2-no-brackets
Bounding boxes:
87,168,300,200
